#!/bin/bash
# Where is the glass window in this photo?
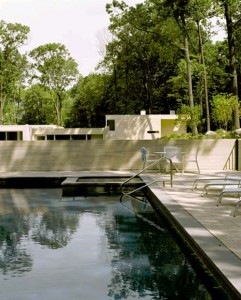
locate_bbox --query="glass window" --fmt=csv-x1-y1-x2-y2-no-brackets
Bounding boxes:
55,135,70,140
71,135,86,140
147,130,159,134
47,135,54,140
107,120,115,131
0,132,6,140
36,136,46,140
7,132,18,140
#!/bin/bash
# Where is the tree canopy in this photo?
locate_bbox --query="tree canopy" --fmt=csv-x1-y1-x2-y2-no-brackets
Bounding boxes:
0,0,241,134
29,43,79,126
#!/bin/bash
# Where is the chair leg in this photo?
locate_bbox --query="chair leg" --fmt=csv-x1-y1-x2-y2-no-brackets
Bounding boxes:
196,161,200,174
173,164,179,173
233,198,241,216
192,180,198,190
201,185,208,197
217,193,223,206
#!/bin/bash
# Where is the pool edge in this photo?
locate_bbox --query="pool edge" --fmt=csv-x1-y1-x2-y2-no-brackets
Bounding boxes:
142,175,241,300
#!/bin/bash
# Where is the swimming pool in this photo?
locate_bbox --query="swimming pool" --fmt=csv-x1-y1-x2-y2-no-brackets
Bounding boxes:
0,188,227,299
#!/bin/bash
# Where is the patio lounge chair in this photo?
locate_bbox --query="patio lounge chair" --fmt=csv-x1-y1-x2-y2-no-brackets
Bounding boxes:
215,187,241,217
201,177,241,197
217,187,241,206
192,175,229,190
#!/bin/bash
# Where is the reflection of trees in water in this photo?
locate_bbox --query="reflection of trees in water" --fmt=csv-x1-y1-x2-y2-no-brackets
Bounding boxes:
0,211,80,277
105,211,212,299
31,211,80,249
0,214,33,276
140,213,211,299
106,214,158,299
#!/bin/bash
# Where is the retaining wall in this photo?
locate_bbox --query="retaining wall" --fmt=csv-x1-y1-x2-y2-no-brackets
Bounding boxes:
0,139,237,172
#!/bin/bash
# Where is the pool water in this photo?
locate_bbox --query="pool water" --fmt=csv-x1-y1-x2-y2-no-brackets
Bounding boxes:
0,188,223,299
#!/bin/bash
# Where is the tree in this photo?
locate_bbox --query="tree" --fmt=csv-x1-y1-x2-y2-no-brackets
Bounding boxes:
20,84,55,125
0,21,30,124
29,43,79,126
178,103,202,132
104,1,183,114
107,0,210,133
214,0,241,129
162,0,198,135
223,0,240,128
211,93,239,130
149,0,219,133
188,0,213,132
67,74,109,127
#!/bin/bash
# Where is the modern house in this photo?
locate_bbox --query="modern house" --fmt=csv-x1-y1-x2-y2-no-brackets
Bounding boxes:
105,112,185,140
0,113,186,141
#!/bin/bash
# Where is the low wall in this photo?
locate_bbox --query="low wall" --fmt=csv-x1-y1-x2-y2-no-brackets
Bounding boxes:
0,139,237,172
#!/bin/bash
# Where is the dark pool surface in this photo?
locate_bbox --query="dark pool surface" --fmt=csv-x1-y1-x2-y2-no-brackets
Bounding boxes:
0,189,225,299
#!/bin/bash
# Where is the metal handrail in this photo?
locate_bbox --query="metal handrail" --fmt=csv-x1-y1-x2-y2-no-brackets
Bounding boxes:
120,157,174,196
224,144,236,170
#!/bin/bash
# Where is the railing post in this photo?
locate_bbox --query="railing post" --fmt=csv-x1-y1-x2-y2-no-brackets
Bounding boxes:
235,139,239,171
120,156,174,193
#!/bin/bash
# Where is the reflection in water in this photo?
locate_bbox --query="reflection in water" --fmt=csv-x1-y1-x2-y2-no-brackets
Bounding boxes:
106,213,212,299
0,214,33,276
31,212,80,249
0,189,221,299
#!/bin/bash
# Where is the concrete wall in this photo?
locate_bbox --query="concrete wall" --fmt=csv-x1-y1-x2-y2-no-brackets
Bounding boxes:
105,115,186,140
0,115,186,141
0,139,237,172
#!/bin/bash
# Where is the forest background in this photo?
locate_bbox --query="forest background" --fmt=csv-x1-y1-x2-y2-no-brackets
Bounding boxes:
1,0,241,137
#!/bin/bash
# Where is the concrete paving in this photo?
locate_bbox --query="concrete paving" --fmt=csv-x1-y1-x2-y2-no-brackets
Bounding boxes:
140,171,241,299
0,170,241,297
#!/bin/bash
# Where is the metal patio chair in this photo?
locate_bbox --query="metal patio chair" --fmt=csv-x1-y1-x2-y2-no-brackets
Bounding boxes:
163,146,184,173
141,147,160,171
183,147,200,174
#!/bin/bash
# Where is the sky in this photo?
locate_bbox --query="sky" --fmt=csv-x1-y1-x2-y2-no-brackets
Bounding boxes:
0,0,142,76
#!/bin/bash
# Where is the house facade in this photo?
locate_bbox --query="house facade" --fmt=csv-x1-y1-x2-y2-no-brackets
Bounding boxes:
0,113,186,141
105,113,186,140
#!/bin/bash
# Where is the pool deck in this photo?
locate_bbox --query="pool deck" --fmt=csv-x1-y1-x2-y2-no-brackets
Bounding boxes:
1,170,241,298
141,170,241,299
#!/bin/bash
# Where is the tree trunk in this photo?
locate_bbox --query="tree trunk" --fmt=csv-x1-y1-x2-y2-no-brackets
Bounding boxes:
50,92,60,126
197,20,210,132
56,93,62,126
0,100,2,125
169,0,199,135
0,92,6,125
184,36,198,135
224,2,240,129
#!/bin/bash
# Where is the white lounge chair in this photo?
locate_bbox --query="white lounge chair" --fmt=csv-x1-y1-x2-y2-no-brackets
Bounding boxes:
200,177,241,197
217,187,241,206
192,176,228,190
216,187,241,217
192,173,238,190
